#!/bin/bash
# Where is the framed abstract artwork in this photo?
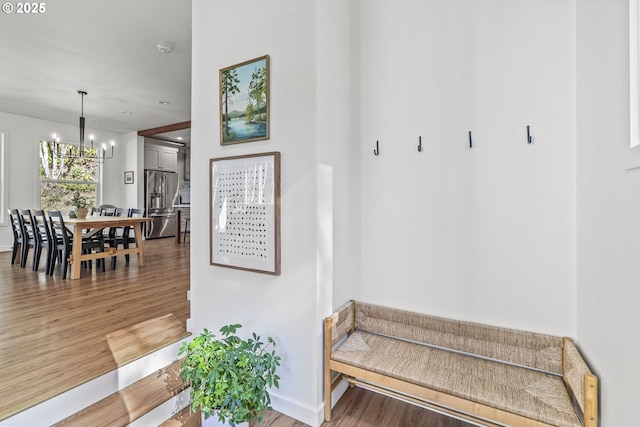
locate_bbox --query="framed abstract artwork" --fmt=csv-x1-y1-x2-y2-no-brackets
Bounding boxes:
209,151,281,275
219,55,270,145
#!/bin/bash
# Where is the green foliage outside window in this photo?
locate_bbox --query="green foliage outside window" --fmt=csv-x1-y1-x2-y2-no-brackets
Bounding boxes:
39,140,98,211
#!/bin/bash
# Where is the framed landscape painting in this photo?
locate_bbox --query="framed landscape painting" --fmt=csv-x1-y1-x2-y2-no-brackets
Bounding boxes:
219,55,270,145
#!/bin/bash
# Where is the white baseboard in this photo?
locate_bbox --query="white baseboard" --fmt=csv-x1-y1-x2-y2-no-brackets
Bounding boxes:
268,380,348,427
269,392,319,427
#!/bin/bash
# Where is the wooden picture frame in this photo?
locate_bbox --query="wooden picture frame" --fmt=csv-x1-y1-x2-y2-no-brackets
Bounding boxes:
220,55,270,145
210,151,280,275
124,171,134,184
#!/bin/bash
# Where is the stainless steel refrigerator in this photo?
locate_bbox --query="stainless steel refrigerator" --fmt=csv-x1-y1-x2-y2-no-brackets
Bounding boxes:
144,170,179,239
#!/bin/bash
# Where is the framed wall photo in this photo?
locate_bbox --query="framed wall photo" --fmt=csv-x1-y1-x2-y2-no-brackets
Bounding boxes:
210,152,281,275
220,55,270,145
124,171,134,184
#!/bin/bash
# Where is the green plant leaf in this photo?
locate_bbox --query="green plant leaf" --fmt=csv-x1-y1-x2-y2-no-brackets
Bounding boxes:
180,324,280,424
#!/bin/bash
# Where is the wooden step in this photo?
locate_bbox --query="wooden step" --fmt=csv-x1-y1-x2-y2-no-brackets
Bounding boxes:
105,313,191,366
51,359,188,427
159,406,201,427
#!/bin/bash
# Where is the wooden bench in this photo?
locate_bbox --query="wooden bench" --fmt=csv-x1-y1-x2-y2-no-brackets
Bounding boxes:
324,301,598,427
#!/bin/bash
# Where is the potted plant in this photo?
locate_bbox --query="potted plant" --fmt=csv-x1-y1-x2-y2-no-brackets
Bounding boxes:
179,324,281,427
70,190,92,219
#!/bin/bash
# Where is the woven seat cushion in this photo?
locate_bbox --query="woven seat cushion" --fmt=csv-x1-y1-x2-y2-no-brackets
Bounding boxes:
355,302,564,374
332,331,580,427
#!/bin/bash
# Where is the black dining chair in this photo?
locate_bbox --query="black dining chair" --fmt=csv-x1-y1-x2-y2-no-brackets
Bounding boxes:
98,205,117,216
108,208,146,269
77,207,112,270
129,208,146,238
48,210,73,279
8,209,23,265
105,207,125,269
182,211,190,243
47,210,105,279
31,209,54,273
17,209,36,269
126,208,146,260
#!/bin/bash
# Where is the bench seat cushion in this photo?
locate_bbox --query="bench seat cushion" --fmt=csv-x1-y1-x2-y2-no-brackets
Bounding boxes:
355,302,564,374
332,331,580,427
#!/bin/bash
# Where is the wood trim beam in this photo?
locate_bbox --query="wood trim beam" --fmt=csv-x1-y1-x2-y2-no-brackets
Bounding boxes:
138,121,191,137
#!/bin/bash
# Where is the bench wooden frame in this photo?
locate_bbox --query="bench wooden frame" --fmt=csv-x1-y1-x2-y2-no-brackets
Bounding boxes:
324,300,598,427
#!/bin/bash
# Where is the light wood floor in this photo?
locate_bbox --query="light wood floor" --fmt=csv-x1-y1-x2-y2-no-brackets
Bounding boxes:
257,386,475,427
1,239,474,426
0,237,190,421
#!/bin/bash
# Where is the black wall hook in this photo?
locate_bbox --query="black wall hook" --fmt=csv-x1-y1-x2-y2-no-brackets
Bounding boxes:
374,140,379,156
527,125,533,144
418,136,422,152
469,131,473,148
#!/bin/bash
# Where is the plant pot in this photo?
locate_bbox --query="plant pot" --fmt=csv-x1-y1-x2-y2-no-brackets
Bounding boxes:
202,415,248,427
75,208,88,219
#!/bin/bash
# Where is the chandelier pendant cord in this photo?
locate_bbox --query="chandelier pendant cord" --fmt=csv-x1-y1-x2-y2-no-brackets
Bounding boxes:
48,90,115,164
79,90,86,157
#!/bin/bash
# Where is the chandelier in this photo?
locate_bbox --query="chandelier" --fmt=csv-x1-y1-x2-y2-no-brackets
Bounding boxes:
50,90,114,163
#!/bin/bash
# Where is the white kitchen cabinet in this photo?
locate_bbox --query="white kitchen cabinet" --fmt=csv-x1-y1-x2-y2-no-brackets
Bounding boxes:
159,150,176,171
144,145,177,172
144,147,159,169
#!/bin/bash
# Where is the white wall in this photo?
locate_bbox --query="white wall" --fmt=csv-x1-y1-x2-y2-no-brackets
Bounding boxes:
191,1,345,425
316,0,361,316
122,133,145,209
100,131,128,208
577,0,640,425
1,1,631,426
0,111,135,250
358,0,577,336
190,1,586,425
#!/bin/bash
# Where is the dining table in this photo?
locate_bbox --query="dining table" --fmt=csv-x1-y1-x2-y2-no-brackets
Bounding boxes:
62,215,151,280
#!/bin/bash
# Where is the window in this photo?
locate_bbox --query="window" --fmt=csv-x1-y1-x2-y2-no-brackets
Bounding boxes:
39,140,99,211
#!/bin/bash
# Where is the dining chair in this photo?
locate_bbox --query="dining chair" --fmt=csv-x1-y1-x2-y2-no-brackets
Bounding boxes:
8,209,23,265
125,208,146,261
98,205,117,216
109,208,146,269
17,209,36,269
129,208,146,235
47,210,105,279
47,210,73,279
105,207,126,269
182,212,190,243
80,207,115,270
31,209,54,273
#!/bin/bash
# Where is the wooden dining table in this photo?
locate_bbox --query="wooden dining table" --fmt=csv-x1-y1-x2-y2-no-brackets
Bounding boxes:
63,215,151,280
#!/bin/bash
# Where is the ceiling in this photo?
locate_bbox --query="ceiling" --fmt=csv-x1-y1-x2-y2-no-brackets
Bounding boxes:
0,0,192,143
